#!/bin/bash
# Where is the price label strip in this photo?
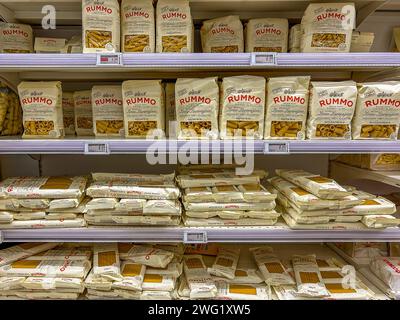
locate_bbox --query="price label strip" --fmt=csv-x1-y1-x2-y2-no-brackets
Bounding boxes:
96,53,122,66
84,143,110,155
264,142,290,154
183,231,208,244
250,52,277,66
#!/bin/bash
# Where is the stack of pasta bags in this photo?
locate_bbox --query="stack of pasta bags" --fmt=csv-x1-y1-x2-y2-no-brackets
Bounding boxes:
369,255,400,298
251,246,376,300
84,243,183,300
0,176,88,229
178,245,270,300
0,81,23,136
84,173,181,227
0,243,91,299
268,169,400,230
176,167,280,227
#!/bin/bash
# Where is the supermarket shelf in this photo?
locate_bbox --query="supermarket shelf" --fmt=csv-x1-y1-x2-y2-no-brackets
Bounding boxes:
1,226,400,243
330,161,400,188
0,138,399,154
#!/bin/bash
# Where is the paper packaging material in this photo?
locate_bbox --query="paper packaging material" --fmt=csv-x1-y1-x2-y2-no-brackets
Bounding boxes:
250,246,294,286
62,92,75,135
219,75,266,139
300,3,355,53
165,82,177,138
352,82,400,140
350,32,374,52
175,77,219,139
336,154,400,171
49,198,82,210
183,255,217,299
12,212,46,221
92,85,124,137
306,81,357,139
34,38,66,53
0,243,59,267
86,198,118,210
216,281,270,300
156,0,193,53
84,270,113,291
184,201,275,212
18,199,50,210
73,90,93,136
112,262,146,291
21,277,84,291
0,218,86,229
121,0,155,53
176,172,262,188
215,268,264,284
0,22,33,53
362,215,400,229
264,76,310,140
122,80,165,138
370,257,400,292
0,277,26,290
18,81,64,139
91,172,175,184
93,244,123,281
141,273,176,291
82,0,120,53
208,248,240,280
289,24,301,50
24,249,92,261
183,216,278,227
119,244,174,268
201,15,244,53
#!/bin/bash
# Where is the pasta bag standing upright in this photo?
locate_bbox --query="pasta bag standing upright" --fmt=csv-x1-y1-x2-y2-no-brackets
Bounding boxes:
73,90,94,136
82,0,120,53
165,82,177,138
264,76,310,140
220,75,266,139
62,92,76,135
156,0,193,53
18,81,64,139
121,0,155,53
0,22,33,53
306,81,357,139
352,82,400,140
289,24,301,52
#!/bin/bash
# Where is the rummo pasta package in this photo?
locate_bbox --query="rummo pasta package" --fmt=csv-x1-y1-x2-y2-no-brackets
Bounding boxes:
352,82,400,140
245,18,288,53
370,257,400,292
300,3,355,53
175,77,219,139
0,243,59,267
219,75,266,139
165,82,177,138
350,32,375,52
62,92,75,135
93,244,122,281
118,244,174,268
156,0,193,53
82,0,120,53
73,90,94,136
0,22,33,53
201,15,244,53
121,0,155,53
289,24,301,51
264,76,310,140
306,81,357,139
18,81,64,139
208,248,240,280
122,80,165,138
92,85,124,137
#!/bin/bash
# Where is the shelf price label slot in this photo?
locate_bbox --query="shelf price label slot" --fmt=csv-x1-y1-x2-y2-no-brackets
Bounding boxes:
183,231,208,244
84,142,110,155
250,52,277,66
264,142,290,154
96,53,123,66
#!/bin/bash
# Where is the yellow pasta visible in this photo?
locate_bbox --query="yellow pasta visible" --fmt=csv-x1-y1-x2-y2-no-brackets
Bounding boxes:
128,120,157,136
162,36,187,52
360,124,396,138
24,121,54,136
271,121,302,137
86,30,112,49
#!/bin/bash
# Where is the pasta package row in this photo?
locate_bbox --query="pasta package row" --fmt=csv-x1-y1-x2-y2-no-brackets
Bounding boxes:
17,77,400,140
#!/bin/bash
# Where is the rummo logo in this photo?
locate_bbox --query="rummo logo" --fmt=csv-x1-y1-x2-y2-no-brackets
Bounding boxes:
146,122,255,175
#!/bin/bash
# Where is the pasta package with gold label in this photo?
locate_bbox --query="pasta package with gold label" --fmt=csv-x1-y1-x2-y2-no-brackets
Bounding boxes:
306,81,357,140
156,0,193,53
220,75,266,139
121,0,155,53
0,22,33,53
18,81,64,139
175,77,219,139
201,15,244,53
92,85,124,137
300,3,355,53
352,82,400,140
62,92,75,135
122,80,165,138
82,0,120,53
73,90,94,136
265,76,310,140
245,18,288,53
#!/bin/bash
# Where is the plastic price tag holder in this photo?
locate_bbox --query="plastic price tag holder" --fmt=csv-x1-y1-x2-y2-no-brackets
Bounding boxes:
264,142,290,154
183,231,208,244
84,142,110,155
250,52,277,66
96,53,122,66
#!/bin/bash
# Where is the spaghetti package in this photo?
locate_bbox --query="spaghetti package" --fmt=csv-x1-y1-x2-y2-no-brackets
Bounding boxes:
216,282,270,300
289,24,301,51
112,262,146,291
156,0,193,53
370,257,400,292
306,81,357,139
219,75,266,139
165,82,177,138
245,18,288,53
92,85,124,137
118,244,174,268
93,243,122,281
352,82,400,140
0,22,33,53
18,81,64,139
82,0,120,53
73,90,94,136
350,32,375,52
201,15,244,53
62,92,75,135
121,0,155,53
264,76,310,140
208,248,240,280
0,243,59,267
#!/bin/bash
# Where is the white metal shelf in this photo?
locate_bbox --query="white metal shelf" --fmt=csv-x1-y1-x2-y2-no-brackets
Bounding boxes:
1,226,400,243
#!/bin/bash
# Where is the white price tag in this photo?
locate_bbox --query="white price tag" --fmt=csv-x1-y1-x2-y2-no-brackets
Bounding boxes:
96,53,122,66
264,142,289,154
84,143,110,155
251,52,277,66
183,231,208,244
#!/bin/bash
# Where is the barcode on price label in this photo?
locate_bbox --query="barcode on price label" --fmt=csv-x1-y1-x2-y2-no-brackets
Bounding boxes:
183,231,207,244
84,143,110,155
96,53,122,66
264,142,289,154
251,53,277,66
